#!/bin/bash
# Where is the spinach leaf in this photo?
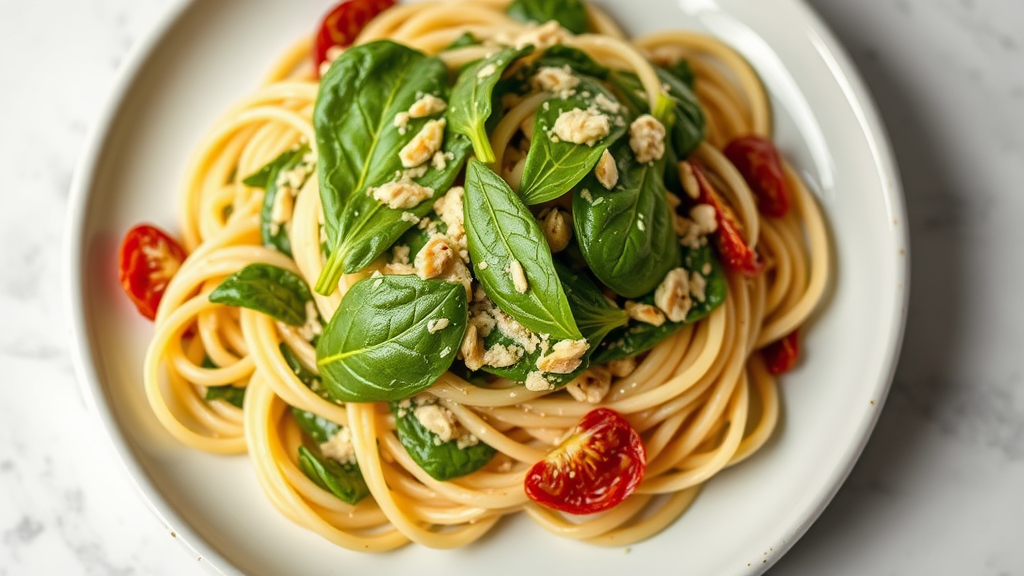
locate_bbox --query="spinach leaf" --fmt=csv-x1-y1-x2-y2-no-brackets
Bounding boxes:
555,261,629,345
449,46,532,163
292,407,341,444
316,275,468,402
518,76,627,205
593,244,727,364
314,41,469,293
297,445,370,505
507,0,588,34
463,160,581,340
209,264,312,326
444,32,479,51
611,67,705,158
280,343,331,400
533,45,609,80
205,385,245,408
245,145,311,257
390,400,495,481
572,141,680,298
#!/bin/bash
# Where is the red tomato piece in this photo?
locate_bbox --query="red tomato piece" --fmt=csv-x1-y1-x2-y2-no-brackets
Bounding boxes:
314,0,396,75
524,408,646,515
118,224,187,321
690,162,764,276
724,135,791,218
763,329,800,375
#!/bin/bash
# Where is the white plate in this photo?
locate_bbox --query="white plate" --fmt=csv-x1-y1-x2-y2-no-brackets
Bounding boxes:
65,0,908,574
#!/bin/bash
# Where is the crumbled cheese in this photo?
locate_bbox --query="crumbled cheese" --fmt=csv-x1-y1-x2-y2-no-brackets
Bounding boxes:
482,343,524,368
477,63,498,78
525,371,554,392
427,318,450,334
383,262,417,275
595,149,619,189
679,161,700,199
654,268,692,322
432,186,466,253
431,151,448,171
510,259,529,293
607,357,638,378
394,111,411,131
593,93,621,114
415,235,456,279
565,368,612,404
456,434,480,450
532,66,579,97
677,204,718,248
408,94,447,118
702,262,712,275
399,118,446,168
403,164,429,180
629,114,666,164
580,188,594,204
413,404,458,443
690,271,707,303
514,20,568,51
536,338,590,374
400,211,420,224
460,324,485,371
625,300,666,326
392,244,411,265
468,296,541,354
319,426,356,465
540,208,572,253
478,261,489,270
370,178,434,210
269,186,296,235
297,300,323,341
552,108,611,146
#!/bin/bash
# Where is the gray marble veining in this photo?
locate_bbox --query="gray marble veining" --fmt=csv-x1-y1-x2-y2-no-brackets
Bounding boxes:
1,0,1022,574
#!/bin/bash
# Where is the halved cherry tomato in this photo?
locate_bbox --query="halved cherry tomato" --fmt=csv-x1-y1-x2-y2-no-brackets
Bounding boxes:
724,135,791,218
524,408,646,515
118,224,187,320
763,329,800,375
690,162,764,276
314,0,396,75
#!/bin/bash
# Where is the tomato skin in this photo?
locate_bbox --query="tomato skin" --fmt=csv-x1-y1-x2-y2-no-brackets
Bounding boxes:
723,135,791,218
118,224,187,321
524,408,646,515
690,162,764,276
763,329,800,375
314,0,396,75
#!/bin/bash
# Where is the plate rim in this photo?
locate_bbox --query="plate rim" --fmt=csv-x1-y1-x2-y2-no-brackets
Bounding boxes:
62,0,910,574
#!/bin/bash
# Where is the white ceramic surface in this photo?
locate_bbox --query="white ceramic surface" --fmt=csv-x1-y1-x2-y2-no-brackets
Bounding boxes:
63,0,907,575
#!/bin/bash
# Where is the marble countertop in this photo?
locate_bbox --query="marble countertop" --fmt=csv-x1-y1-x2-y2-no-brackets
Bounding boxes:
2,0,1022,574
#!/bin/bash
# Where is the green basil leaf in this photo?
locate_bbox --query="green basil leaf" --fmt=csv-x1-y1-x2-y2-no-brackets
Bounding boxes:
316,275,468,402
464,160,581,340
507,0,588,34
518,76,627,205
204,385,245,408
209,263,312,326
593,244,727,364
314,41,468,293
533,45,609,80
246,145,311,257
297,446,369,505
390,400,495,481
572,140,680,298
449,46,533,163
